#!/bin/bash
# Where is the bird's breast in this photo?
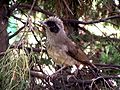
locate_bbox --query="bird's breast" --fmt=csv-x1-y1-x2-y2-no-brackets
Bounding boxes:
46,42,69,65
47,44,62,65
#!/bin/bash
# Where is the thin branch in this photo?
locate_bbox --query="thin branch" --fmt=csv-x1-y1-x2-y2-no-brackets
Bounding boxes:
62,0,74,15
71,75,120,84
12,15,26,24
95,63,120,69
30,70,48,80
31,28,41,45
63,15,120,25
10,45,47,53
100,67,120,70
9,25,25,39
28,0,36,15
90,76,114,90
17,3,54,16
93,34,120,42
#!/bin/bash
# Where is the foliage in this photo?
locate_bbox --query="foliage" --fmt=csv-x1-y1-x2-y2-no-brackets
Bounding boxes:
100,44,120,65
0,49,29,90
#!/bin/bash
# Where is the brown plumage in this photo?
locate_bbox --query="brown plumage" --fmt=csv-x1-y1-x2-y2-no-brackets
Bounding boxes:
42,16,97,69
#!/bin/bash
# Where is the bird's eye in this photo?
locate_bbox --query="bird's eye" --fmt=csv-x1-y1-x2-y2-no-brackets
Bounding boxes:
45,21,59,33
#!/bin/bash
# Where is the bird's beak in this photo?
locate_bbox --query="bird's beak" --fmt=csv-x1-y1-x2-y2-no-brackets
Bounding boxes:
39,21,47,28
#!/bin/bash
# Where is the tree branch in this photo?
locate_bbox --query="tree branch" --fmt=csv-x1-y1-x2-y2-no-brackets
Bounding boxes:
17,3,54,16
63,15,120,25
10,3,120,25
30,70,120,84
10,45,47,53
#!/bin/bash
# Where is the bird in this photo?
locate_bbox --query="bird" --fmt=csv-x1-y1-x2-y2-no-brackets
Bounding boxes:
40,16,98,71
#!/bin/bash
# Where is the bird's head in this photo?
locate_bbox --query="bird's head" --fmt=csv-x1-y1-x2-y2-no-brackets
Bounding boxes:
40,16,65,34
45,16,64,33
40,16,66,43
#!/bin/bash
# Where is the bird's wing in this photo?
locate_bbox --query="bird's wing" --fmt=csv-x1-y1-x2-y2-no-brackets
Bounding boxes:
64,38,95,67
